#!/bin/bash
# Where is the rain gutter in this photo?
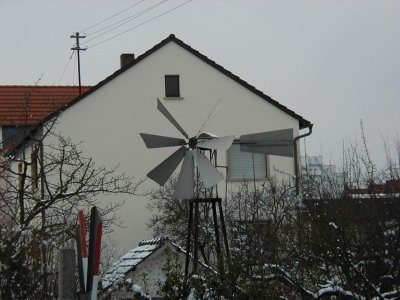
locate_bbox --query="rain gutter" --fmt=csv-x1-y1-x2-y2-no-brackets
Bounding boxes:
294,124,313,195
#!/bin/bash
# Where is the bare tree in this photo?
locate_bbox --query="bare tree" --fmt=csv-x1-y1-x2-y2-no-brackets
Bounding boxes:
298,125,400,299
152,131,400,299
147,176,219,265
0,121,140,299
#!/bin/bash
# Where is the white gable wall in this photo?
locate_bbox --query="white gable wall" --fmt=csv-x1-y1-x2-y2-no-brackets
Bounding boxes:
103,242,203,299
104,244,174,299
45,41,301,252
123,245,186,298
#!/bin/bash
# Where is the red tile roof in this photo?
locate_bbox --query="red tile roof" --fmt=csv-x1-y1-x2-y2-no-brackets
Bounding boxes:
0,85,91,125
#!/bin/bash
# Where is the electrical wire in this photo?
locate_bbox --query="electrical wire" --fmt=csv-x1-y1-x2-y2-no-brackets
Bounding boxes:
85,0,168,38
87,0,193,49
80,0,148,33
57,51,75,85
81,0,168,46
85,0,167,39
72,51,77,85
64,0,192,83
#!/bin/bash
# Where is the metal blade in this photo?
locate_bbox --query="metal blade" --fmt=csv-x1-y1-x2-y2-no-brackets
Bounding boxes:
197,135,235,151
240,143,293,157
174,150,195,199
147,146,186,186
196,99,221,138
157,98,189,139
239,129,293,157
192,149,223,188
140,133,186,149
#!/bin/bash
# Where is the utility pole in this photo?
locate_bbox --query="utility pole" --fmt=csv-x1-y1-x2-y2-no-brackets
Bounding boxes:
70,32,87,95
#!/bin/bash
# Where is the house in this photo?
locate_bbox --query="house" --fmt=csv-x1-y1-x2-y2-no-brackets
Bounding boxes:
300,155,344,198
0,85,91,232
100,237,209,299
10,34,311,252
0,85,91,151
345,179,400,198
303,192,400,286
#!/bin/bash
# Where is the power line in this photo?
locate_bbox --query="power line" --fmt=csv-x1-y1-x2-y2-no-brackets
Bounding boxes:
82,0,168,46
87,0,193,49
72,50,77,85
85,0,167,38
57,51,75,85
80,0,148,33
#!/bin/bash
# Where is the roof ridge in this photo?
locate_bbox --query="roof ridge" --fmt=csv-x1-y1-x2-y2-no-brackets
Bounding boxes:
138,236,171,246
0,85,92,88
166,35,310,128
7,34,311,155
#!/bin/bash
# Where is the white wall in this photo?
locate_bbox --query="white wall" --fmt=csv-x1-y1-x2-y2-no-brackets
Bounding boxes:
125,245,185,297
46,41,301,253
104,243,199,299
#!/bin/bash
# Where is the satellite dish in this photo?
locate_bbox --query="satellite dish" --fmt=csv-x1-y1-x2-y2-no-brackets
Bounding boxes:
239,128,294,157
140,99,234,199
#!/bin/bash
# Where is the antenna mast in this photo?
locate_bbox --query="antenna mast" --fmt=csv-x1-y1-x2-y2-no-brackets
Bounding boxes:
70,32,87,95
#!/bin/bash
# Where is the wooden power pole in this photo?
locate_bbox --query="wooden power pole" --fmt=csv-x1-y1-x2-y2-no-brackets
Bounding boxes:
70,32,86,95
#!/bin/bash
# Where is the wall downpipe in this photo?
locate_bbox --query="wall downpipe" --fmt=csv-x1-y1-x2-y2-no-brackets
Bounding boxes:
294,124,313,196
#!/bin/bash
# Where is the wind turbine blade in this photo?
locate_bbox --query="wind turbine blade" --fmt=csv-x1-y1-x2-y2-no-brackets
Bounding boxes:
196,99,221,138
240,129,294,157
157,98,189,139
240,129,293,144
174,150,195,199
147,146,186,186
193,149,223,188
197,135,235,151
140,133,186,149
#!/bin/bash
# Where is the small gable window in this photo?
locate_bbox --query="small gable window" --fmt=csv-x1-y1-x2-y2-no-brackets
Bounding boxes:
165,75,180,98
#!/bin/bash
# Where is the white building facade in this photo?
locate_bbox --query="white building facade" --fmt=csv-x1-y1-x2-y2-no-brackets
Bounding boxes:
15,35,311,252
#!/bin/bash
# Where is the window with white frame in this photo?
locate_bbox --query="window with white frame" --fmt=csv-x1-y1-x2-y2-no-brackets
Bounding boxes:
227,143,267,180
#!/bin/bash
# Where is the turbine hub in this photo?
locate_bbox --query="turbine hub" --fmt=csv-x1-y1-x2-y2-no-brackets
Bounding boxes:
188,137,198,149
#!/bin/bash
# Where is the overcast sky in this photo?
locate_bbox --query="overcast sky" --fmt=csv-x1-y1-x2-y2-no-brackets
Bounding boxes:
1,0,399,168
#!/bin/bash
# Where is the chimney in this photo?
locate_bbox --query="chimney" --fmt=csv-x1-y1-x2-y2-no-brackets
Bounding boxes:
120,53,135,68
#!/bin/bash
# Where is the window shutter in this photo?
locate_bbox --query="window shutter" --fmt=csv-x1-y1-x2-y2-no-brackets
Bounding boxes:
228,144,266,180
31,146,39,190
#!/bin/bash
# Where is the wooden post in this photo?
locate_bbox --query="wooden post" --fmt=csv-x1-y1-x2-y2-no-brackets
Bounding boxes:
58,248,76,300
185,201,194,279
212,199,223,276
193,201,199,274
70,32,86,95
184,198,230,280
218,199,231,261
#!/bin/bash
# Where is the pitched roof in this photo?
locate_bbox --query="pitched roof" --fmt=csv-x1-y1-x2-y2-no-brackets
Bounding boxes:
101,237,177,290
36,34,311,130
0,85,91,126
101,237,215,292
9,34,311,155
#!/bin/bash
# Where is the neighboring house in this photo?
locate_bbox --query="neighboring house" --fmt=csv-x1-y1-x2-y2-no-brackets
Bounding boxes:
0,85,91,231
100,237,208,299
303,191,400,284
345,179,400,198
301,155,337,177
11,34,311,252
0,85,91,151
301,155,344,198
